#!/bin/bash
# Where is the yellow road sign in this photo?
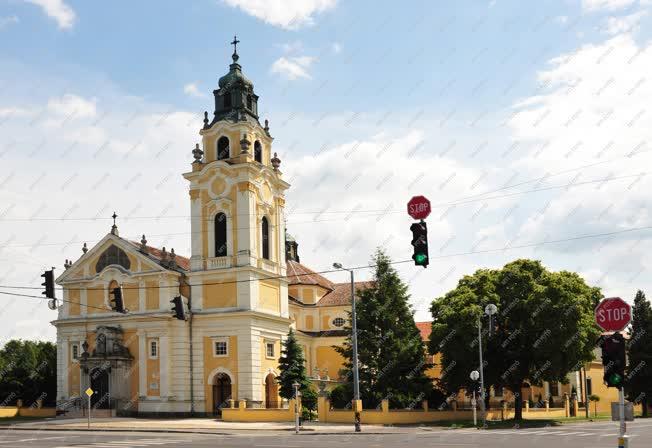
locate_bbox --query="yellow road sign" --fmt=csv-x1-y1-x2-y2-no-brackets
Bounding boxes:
85,387,93,397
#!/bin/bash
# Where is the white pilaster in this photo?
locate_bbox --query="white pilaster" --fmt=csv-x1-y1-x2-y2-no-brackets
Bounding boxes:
138,280,145,312
237,327,262,402
190,194,202,270
236,184,257,266
138,331,147,397
80,289,87,317
159,335,169,399
236,271,258,310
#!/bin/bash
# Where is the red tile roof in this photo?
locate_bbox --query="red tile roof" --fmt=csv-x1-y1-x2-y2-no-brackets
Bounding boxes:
416,321,432,342
317,281,374,307
126,240,190,271
286,260,334,290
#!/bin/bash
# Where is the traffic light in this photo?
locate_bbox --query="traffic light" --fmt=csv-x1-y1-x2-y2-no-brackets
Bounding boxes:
600,332,626,388
41,269,55,299
110,287,127,314
410,221,429,267
171,296,187,320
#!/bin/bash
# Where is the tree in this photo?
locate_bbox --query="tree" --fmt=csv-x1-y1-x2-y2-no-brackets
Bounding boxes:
429,259,602,421
335,249,432,408
0,340,56,407
277,329,311,401
626,289,652,417
589,394,600,418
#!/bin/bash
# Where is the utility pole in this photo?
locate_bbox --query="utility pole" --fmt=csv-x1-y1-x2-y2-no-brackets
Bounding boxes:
333,262,361,432
477,318,486,427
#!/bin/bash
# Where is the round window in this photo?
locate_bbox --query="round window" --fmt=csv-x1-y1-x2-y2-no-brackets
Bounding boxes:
332,317,345,328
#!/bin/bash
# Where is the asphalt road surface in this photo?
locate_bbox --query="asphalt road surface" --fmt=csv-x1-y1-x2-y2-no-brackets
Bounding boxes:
1,420,651,447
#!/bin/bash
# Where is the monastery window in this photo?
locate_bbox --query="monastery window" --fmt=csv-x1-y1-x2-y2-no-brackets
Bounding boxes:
550,381,559,397
71,344,79,360
95,245,131,272
213,338,229,357
254,140,262,163
247,94,253,110
261,217,270,260
265,342,275,359
149,340,158,359
586,378,592,396
217,136,230,160
332,317,345,328
223,92,231,108
214,212,227,257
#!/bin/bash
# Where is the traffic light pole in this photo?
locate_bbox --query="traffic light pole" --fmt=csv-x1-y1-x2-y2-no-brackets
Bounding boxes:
618,388,628,447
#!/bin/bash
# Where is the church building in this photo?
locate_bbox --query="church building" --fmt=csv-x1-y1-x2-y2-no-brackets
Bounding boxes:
52,41,365,416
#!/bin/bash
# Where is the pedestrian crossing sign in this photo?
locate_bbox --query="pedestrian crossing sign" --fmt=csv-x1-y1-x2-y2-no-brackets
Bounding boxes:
85,387,94,397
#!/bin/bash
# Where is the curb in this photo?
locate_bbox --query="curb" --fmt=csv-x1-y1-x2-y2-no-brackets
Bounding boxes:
0,426,406,435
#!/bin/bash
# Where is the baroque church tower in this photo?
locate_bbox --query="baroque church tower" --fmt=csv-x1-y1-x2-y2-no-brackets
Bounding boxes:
182,38,291,405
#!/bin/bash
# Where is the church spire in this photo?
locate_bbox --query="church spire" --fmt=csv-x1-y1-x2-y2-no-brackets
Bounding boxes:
208,37,260,128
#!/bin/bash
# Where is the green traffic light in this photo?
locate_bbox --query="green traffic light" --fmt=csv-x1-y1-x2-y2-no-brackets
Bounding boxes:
415,253,428,264
609,373,623,385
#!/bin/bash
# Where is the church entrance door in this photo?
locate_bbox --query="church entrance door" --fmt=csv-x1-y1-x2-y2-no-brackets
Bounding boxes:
265,374,278,408
90,366,110,409
212,373,232,417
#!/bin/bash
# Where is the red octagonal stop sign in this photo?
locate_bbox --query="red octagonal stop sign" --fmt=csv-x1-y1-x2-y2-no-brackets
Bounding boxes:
407,195,431,220
595,297,631,332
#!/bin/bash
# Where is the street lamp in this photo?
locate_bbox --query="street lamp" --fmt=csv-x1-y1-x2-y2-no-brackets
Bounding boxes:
293,381,300,434
470,370,480,426
477,303,497,428
333,262,361,433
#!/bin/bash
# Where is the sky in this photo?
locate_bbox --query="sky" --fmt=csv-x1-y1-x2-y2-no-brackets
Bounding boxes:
1,0,652,342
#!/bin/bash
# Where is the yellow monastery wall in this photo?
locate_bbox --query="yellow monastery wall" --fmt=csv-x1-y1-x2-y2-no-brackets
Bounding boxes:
316,346,346,379
259,280,280,314
68,287,80,316
123,329,140,405
87,288,107,313
203,279,237,308
123,282,139,312
586,362,620,413
146,281,158,310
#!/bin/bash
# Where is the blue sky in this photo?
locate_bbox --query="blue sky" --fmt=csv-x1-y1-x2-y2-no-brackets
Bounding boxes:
2,0,652,341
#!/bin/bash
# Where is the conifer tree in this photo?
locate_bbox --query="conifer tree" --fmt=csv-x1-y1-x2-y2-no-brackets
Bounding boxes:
626,289,652,417
277,328,311,400
335,249,432,408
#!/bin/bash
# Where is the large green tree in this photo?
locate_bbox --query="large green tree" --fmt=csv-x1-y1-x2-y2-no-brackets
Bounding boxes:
0,339,56,407
334,249,432,409
429,259,601,420
626,290,652,417
277,329,311,400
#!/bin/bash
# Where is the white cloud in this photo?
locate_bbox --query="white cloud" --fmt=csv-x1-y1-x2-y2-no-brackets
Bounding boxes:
47,94,97,118
222,0,337,29
0,15,19,29
603,10,647,34
183,82,206,98
582,0,638,12
22,0,76,29
270,56,315,80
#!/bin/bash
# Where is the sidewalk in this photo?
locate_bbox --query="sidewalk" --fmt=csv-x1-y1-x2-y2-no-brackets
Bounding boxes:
0,417,423,435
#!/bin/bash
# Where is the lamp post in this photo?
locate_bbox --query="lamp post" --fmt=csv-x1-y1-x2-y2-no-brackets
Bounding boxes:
470,370,480,426
293,381,300,434
478,303,497,428
333,262,361,433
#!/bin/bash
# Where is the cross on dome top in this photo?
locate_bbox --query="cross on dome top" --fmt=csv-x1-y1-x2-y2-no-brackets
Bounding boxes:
231,35,240,62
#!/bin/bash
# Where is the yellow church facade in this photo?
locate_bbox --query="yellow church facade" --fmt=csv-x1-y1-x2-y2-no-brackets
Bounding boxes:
52,44,357,416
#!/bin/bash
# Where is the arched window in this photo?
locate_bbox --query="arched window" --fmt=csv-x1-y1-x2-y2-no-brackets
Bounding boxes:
247,94,253,110
223,92,231,108
254,140,262,163
261,217,270,260
217,136,230,160
214,212,227,257
95,245,131,272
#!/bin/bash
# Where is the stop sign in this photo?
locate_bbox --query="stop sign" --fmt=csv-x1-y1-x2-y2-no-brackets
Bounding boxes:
595,297,631,332
407,195,431,220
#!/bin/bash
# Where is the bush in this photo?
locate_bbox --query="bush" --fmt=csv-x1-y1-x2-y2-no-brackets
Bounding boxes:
329,384,352,409
427,388,447,410
301,387,318,412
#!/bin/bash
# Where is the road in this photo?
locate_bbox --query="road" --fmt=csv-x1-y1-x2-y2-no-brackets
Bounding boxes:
1,420,651,447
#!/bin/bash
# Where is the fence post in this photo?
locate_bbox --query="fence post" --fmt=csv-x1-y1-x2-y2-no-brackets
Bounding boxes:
238,399,246,410
524,400,529,413
502,401,507,420
381,399,389,414
564,394,570,417
422,400,428,412
317,396,328,423
451,400,457,412
544,399,549,412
